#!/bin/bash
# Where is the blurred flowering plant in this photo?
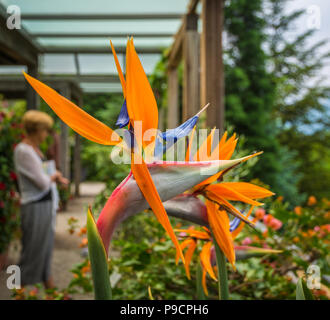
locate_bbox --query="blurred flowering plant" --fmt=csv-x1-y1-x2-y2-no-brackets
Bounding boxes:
12,258,93,300
0,98,23,255
106,195,329,300
11,219,94,300
228,195,330,299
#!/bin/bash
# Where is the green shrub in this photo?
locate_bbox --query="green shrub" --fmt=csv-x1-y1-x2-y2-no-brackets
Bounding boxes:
0,98,24,253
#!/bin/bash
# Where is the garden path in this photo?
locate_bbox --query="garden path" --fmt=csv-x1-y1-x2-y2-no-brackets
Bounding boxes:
0,182,106,300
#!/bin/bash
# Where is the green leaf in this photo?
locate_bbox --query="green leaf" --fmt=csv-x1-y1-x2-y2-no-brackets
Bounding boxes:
296,278,314,300
212,233,229,300
196,261,206,300
87,207,112,300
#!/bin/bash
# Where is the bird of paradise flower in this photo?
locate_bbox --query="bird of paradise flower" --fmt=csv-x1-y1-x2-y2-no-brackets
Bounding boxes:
174,128,275,268
174,220,281,296
23,38,270,299
158,127,277,299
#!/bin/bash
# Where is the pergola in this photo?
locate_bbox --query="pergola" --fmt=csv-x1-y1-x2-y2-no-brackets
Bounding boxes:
0,0,224,195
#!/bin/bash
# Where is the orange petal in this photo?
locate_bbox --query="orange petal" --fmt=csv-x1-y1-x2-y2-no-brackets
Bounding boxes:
206,184,264,206
221,136,238,160
194,151,263,190
219,151,264,178
185,125,197,161
202,267,208,296
210,132,236,161
193,172,222,189
200,241,217,280
219,131,228,147
131,153,184,263
174,229,210,240
221,182,274,199
193,133,237,188
209,131,228,161
205,190,256,228
110,40,126,97
192,131,231,188
126,38,158,149
231,206,254,239
23,72,120,145
205,200,236,267
184,240,197,280
194,127,216,161
175,238,193,265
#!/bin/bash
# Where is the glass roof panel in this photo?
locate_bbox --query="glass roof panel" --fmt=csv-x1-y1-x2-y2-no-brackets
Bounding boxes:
37,37,172,49
80,82,123,93
78,54,120,75
1,0,188,14
0,0,185,53
139,54,162,74
40,54,76,74
0,0,191,92
0,66,26,74
22,20,181,35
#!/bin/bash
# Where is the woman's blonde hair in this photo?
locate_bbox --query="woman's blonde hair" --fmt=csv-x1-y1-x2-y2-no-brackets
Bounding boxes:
22,110,54,134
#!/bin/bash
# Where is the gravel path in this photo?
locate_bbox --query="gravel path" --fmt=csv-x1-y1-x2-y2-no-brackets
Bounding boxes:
0,182,106,300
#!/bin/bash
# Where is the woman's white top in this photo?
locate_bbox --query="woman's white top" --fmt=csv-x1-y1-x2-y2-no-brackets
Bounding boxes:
14,142,52,205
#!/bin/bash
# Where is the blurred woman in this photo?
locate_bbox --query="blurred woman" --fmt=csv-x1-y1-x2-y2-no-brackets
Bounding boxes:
14,110,68,288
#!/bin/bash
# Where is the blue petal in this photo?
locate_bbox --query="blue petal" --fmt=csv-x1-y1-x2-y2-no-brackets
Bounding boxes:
154,115,199,157
116,100,129,128
154,133,165,158
123,128,135,150
162,115,198,142
229,217,241,232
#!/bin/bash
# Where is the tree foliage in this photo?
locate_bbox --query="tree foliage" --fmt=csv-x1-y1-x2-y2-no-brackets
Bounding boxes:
265,0,330,199
224,0,330,203
224,0,302,203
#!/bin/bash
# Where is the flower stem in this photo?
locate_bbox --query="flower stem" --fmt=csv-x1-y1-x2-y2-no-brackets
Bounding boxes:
212,236,229,300
196,261,206,300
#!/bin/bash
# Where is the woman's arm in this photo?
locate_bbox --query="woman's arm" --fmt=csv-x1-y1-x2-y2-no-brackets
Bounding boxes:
15,146,53,191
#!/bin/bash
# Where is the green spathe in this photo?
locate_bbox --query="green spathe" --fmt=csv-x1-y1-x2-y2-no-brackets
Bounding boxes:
296,278,314,300
87,207,112,300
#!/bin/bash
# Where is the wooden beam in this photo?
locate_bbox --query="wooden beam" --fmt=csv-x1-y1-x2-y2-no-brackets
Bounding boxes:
59,84,71,180
167,21,185,69
187,0,200,14
73,94,82,197
0,91,25,99
183,13,200,120
167,68,179,128
0,78,25,92
74,132,81,197
42,74,119,83
201,0,224,133
0,24,39,66
167,0,200,69
0,74,120,84
21,13,183,20
26,64,40,110
0,76,86,105
0,6,40,66
158,108,165,132
0,51,18,64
